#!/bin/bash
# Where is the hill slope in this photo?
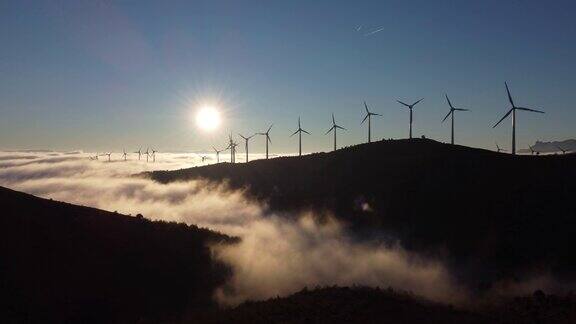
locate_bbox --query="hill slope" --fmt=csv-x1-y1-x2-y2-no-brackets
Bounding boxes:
149,139,576,288
0,186,234,323
207,286,576,324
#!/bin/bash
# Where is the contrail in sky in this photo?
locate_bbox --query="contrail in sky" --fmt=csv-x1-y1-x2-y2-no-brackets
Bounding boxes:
364,26,385,36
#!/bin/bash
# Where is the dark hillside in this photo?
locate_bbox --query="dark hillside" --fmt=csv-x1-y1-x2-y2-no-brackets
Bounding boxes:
149,139,576,288
0,186,234,323
206,286,576,324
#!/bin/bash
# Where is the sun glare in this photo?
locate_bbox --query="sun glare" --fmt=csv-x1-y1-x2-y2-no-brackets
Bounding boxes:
196,106,221,131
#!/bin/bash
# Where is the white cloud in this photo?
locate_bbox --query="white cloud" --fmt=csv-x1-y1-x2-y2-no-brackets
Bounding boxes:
1,150,558,307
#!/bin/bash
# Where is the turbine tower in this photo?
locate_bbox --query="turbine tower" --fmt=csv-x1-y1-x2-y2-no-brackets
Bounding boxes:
361,101,381,143
100,152,112,162
290,117,310,156
258,124,273,159
212,146,224,163
396,98,423,139
239,133,256,162
555,144,567,154
492,82,545,155
325,113,346,151
227,134,238,163
442,94,469,145
134,147,142,160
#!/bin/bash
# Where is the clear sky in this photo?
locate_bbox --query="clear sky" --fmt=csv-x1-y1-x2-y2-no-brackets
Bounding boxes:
1,0,575,153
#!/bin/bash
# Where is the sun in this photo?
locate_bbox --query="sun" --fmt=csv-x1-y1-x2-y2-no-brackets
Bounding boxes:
196,106,221,131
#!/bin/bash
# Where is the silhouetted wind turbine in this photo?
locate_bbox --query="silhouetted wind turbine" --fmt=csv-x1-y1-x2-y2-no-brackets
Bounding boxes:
492,82,545,155
134,148,142,161
496,142,507,153
122,149,128,161
227,134,238,163
145,148,150,162
361,101,381,143
397,98,423,139
151,149,157,162
528,145,537,155
212,146,224,163
258,124,273,159
239,133,256,162
100,152,112,162
290,117,310,156
325,113,346,151
442,94,469,145
555,144,568,154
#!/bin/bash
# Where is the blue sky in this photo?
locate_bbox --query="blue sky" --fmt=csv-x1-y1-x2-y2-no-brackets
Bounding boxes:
1,0,575,153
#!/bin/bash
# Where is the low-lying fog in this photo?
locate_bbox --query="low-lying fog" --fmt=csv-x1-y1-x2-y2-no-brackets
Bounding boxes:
0,150,559,306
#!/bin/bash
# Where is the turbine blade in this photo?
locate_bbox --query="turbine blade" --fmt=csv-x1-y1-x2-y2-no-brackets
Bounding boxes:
302,129,310,135
505,81,515,107
336,125,347,131
332,113,335,125
325,126,335,135
445,94,454,109
441,111,451,123
516,107,545,113
455,108,469,111
361,114,369,124
397,100,410,107
371,112,382,116
267,124,273,133
492,108,513,128
364,101,370,114
412,98,424,106
290,129,299,137
267,135,272,144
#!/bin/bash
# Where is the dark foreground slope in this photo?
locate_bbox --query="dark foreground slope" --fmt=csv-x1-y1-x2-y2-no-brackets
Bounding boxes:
150,139,576,287
208,286,485,324
0,186,234,323
208,286,576,324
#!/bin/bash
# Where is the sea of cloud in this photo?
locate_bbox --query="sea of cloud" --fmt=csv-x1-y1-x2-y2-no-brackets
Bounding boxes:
0,150,557,306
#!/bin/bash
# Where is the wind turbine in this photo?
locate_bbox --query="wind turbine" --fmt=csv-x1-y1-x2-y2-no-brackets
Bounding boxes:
442,94,469,145
555,144,568,154
151,149,157,162
361,101,381,143
212,146,224,163
290,117,310,156
134,148,142,161
258,124,273,159
144,148,150,162
496,142,507,153
396,98,423,139
528,145,537,155
100,152,112,162
492,82,545,155
239,133,256,162
227,134,238,163
122,149,128,161
325,113,346,151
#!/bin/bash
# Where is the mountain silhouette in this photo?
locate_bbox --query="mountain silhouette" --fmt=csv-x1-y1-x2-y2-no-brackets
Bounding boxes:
205,286,576,324
149,138,576,291
0,186,234,323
